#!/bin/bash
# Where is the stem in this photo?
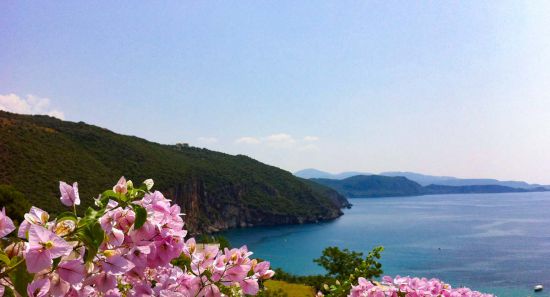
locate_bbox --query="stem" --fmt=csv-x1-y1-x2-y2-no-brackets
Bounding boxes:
0,259,25,278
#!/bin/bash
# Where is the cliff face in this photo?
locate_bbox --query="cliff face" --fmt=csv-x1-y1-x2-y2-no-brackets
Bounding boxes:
0,111,348,234
167,179,343,234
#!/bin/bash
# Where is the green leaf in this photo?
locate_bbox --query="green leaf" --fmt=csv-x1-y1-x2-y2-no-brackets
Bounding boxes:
76,222,105,263
8,257,34,297
101,189,118,199
52,257,62,270
56,211,77,222
133,205,147,229
0,250,10,265
78,207,102,228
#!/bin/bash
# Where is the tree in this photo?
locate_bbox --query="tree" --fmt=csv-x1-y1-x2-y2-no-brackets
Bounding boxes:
315,246,384,297
314,246,383,280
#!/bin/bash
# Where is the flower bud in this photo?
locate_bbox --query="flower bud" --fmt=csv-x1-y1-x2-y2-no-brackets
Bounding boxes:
54,220,76,236
113,176,128,194
143,179,154,190
4,242,25,258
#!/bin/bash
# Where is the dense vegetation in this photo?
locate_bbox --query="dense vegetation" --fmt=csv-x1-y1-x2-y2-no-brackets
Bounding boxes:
311,174,547,198
0,185,31,223
0,111,348,234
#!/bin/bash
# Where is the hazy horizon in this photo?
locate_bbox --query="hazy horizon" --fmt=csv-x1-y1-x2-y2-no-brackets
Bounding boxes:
2,2,550,183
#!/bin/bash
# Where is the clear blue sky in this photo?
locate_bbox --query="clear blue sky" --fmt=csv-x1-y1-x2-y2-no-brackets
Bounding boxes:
2,1,550,183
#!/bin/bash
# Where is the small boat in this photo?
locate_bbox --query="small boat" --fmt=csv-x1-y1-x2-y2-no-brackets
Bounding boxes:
534,284,543,292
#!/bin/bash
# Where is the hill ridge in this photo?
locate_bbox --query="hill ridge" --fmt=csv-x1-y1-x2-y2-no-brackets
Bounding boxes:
0,111,349,234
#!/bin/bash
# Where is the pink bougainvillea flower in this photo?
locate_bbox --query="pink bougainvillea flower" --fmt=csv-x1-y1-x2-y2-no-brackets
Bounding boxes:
102,252,135,274
49,273,71,297
27,278,50,297
107,227,125,247
113,176,128,194
2,177,280,297
24,224,72,273
57,260,86,284
224,264,250,282
89,271,117,293
59,181,80,206
18,206,50,238
0,207,15,238
348,276,493,297
203,284,221,297
254,261,275,280
240,278,260,295
113,207,135,232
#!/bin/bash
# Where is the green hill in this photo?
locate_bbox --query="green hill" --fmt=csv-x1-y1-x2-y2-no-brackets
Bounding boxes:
310,175,424,198
0,111,348,234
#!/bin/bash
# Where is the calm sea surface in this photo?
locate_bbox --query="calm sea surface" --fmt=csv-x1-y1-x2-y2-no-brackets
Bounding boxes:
222,192,550,297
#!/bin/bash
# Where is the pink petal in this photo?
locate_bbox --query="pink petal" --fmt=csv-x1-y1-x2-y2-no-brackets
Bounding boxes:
27,278,50,297
91,272,117,292
240,279,259,295
49,235,73,258
50,275,71,297
59,181,75,206
25,249,52,273
108,228,124,247
0,207,15,238
72,182,80,205
203,284,220,297
27,224,51,248
18,220,30,238
58,260,86,284
113,176,127,194
103,255,135,274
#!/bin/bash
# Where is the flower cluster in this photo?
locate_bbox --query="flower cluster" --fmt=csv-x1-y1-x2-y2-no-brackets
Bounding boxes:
0,177,273,297
347,276,493,297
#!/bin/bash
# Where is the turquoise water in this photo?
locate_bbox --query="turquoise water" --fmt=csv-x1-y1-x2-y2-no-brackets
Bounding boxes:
222,192,550,297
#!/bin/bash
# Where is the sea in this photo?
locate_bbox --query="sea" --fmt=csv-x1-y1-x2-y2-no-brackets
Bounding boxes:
222,192,550,297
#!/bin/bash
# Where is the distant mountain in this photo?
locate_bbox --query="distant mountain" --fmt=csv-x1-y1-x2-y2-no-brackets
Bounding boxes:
298,169,548,190
311,175,423,198
380,172,458,186
423,184,530,194
295,169,371,180
0,111,349,234
309,174,548,198
381,171,547,189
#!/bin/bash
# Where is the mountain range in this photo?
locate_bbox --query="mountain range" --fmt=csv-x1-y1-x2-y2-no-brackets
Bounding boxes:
296,169,548,190
0,111,349,234
310,175,547,198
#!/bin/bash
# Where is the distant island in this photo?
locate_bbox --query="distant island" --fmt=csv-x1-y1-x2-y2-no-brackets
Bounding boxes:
302,171,549,198
296,168,549,190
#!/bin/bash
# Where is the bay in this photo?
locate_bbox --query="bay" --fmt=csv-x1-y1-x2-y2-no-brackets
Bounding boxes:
222,192,550,296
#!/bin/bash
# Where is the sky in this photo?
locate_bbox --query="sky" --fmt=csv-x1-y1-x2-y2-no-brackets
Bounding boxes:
1,1,550,184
